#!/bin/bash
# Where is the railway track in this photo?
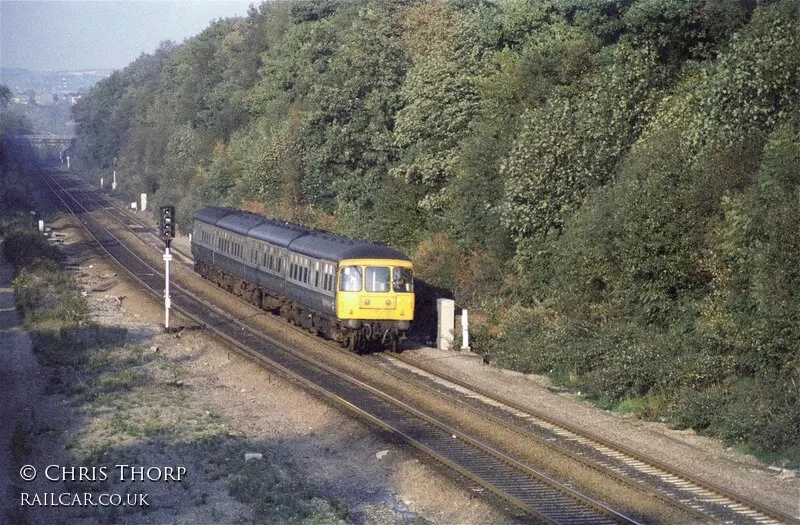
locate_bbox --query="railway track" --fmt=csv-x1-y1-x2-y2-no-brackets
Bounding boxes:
41,169,799,524
378,353,798,525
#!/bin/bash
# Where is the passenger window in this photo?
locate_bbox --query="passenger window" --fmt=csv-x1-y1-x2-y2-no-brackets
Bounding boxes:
365,267,390,292
339,266,362,292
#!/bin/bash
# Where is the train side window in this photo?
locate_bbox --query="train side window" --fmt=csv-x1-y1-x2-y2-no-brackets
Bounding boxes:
340,266,362,292
324,264,333,292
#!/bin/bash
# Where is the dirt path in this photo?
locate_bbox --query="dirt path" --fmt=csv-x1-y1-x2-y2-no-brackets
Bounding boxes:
0,238,42,520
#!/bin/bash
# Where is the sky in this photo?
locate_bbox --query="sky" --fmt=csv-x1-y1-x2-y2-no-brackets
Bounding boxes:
0,0,256,71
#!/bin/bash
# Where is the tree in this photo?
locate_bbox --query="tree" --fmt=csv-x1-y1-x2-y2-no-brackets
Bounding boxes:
0,85,11,108
500,40,667,241
391,0,481,213
301,5,407,231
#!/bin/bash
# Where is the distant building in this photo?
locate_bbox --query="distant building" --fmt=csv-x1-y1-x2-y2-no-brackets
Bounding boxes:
34,91,56,106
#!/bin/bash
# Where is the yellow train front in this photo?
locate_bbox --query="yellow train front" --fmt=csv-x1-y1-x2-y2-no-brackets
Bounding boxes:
285,232,415,352
335,257,414,352
192,207,414,352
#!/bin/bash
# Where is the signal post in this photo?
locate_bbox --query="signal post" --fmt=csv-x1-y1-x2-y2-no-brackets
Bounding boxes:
160,206,176,332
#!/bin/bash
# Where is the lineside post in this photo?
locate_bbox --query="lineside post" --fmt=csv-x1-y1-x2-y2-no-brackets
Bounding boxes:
159,205,176,332
164,242,172,332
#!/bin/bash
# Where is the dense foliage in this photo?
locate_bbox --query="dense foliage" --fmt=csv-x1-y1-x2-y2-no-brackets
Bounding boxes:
71,0,800,462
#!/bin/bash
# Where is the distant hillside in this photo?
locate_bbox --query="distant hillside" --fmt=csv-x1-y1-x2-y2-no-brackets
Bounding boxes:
0,67,111,95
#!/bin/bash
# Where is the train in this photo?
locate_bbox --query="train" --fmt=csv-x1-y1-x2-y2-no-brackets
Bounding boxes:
190,207,414,352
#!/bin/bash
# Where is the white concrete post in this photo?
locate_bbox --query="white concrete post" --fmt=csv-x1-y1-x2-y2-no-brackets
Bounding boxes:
461,309,470,351
112,170,117,190
436,298,455,350
131,202,137,211
38,220,44,232
66,156,70,169
100,177,104,189
140,193,147,211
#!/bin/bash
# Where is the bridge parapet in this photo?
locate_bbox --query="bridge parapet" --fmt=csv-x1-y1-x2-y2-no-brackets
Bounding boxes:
7,134,76,163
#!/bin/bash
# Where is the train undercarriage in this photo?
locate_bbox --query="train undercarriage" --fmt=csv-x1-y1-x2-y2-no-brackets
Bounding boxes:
195,260,405,353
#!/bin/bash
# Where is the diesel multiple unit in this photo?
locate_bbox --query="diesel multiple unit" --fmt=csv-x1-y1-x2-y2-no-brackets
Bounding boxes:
191,207,414,351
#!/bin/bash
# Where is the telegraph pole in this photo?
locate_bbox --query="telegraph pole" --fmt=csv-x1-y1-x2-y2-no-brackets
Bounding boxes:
160,206,176,332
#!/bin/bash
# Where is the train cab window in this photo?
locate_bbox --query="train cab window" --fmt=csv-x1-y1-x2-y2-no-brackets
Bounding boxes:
365,266,390,293
340,266,362,292
393,267,414,293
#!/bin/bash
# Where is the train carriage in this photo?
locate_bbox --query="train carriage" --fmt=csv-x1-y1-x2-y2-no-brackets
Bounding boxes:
191,207,414,352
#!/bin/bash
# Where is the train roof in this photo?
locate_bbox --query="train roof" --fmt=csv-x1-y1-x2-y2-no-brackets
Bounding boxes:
194,207,235,225
289,233,411,262
217,213,265,236
248,220,309,247
194,207,411,263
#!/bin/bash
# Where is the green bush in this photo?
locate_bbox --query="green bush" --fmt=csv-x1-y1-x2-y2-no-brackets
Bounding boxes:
2,217,58,268
2,221,89,327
